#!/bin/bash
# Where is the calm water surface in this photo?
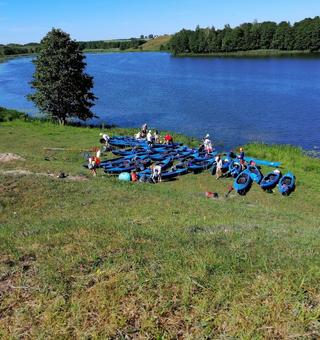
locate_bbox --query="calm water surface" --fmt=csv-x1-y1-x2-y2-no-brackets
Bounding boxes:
0,52,319,149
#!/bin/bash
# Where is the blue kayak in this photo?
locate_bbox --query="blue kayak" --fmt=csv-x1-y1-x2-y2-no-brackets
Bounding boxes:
234,170,253,195
210,157,231,175
188,158,215,172
137,158,173,176
102,154,149,168
104,158,152,174
278,172,296,196
138,167,188,182
260,170,282,191
190,151,217,162
109,136,182,149
229,160,242,178
221,157,232,173
161,168,189,180
247,165,263,184
244,157,281,168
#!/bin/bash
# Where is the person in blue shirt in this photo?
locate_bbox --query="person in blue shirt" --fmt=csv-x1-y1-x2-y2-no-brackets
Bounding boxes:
238,147,246,170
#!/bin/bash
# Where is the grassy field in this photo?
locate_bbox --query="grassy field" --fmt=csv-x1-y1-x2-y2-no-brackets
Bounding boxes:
140,36,172,51
83,36,172,54
0,119,319,338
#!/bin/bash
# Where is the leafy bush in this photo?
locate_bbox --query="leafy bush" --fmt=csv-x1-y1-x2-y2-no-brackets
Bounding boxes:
0,107,26,122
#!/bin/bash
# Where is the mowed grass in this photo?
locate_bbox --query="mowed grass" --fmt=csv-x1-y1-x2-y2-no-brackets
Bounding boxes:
140,35,172,51
0,120,319,338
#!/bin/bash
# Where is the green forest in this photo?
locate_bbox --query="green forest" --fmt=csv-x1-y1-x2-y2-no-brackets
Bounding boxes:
170,16,320,55
0,39,146,58
0,43,41,57
78,38,146,50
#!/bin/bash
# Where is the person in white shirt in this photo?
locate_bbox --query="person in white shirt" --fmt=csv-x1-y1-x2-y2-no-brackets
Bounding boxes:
203,134,213,153
135,131,142,139
215,154,223,179
146,130,153,146
99,133,110,152
151,164,162,183
99,132,110,143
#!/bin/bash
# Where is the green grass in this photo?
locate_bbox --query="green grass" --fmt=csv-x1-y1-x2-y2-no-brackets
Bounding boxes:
140,35,172,51
0,119,319,338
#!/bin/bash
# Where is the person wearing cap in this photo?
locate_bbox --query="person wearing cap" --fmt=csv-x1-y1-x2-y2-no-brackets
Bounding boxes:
203,134,213,154
238,147,245,161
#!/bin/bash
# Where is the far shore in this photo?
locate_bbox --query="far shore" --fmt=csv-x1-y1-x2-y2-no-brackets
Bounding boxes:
2,49,320,61
174,49,320,58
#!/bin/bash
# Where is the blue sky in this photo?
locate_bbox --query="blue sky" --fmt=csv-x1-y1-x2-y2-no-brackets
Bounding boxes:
1,0,319,44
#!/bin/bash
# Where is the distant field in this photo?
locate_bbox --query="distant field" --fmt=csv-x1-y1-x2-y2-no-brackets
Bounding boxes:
140,35,172,51
0,116,319,338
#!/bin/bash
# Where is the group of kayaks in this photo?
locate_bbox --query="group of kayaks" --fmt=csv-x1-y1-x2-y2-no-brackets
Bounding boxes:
93,136,295,196
233,167,296,196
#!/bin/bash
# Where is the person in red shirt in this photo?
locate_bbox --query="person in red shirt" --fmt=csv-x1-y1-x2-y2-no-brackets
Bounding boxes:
164,134,173,145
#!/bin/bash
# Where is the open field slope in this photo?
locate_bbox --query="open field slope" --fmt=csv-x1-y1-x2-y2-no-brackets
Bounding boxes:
0,120,320,338
141,35,172,51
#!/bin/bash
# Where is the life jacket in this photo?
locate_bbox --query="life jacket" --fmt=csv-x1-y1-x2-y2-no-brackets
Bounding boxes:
93,157,101,166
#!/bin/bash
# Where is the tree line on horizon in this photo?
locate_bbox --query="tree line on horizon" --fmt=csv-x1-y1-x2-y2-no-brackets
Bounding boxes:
169,16,320,54
0,38,147,57
78,38,146,50
0,43,41,57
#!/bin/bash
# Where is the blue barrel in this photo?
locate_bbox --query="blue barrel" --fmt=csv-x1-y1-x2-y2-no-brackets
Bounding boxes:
118,172,131,182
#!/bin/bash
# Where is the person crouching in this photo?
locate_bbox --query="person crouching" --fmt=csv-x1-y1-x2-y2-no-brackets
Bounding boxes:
88,150,101,176
151,164,162,183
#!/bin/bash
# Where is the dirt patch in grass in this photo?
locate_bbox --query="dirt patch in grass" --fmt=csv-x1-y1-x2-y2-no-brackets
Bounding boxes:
0,169,88,181
0,153,25,162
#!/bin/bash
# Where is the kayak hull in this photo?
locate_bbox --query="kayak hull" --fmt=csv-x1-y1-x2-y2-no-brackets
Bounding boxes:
260,171,282,190
278,172,296,196
234,170,253,195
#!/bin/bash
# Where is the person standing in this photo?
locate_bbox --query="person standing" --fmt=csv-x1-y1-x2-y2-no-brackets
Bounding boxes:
147,130,153,146
203,134,213,154
215,154,223,180
154,130,160,143
164,133,173,145
140,123,148,138
238,147,245,161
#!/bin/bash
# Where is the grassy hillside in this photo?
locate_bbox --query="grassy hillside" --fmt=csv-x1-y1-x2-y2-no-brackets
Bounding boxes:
0,119,319,338
140,35,172,51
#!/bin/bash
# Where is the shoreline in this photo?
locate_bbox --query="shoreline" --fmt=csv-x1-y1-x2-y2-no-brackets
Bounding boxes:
174,49,320,58
2,49,320,61
1,108,319,155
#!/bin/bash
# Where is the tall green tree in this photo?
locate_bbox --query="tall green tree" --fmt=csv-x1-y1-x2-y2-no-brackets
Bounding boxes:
272,22,294,50
28,28,96,124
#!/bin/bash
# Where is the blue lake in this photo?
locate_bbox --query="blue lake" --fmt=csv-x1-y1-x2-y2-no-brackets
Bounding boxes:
0,52,319,149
